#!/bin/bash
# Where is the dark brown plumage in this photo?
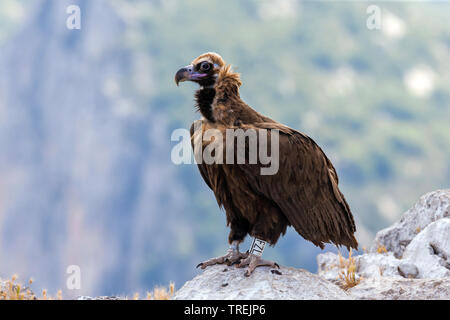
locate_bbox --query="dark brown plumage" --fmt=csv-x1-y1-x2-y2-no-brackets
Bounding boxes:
176,52,357,273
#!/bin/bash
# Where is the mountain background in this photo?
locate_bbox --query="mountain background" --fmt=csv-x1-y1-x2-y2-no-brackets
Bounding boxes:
0,0,448,297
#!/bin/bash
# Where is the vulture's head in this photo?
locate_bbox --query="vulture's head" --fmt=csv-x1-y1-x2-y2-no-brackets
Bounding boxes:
175,52,226,88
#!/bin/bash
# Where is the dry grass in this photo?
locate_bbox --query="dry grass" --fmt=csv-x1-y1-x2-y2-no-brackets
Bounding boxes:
337,249,361,290
376,245,388,254
143,282,175,300
1,274,175,300
0,274,35,300
129,282,175,300
379,266,385,276
0,274,60,300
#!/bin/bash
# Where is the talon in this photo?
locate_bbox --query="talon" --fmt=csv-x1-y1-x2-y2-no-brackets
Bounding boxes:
237,254,280,276
229,260,240,266
196,245,245,270
271,269,282,275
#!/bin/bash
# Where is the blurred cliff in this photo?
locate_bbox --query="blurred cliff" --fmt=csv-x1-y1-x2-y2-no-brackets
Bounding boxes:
0,0,448,296
0,0,193,296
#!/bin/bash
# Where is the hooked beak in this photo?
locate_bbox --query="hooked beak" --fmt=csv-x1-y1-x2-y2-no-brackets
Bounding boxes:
175,64,208,86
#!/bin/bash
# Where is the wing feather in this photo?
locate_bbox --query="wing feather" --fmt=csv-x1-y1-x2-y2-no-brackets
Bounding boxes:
190,119,357,250
236,122,358,249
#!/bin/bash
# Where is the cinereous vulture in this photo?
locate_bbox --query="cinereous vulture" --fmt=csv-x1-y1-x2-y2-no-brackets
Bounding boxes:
175,52,357,276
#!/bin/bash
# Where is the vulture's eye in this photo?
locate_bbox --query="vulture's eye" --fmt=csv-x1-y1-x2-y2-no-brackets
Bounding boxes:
200,62,211,72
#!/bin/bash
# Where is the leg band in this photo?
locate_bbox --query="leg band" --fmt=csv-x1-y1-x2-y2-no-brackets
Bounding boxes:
249,237,266,257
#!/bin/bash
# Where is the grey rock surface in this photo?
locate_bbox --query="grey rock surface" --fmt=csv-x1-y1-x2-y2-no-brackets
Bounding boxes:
75,190,450,300
174,263,450,300
318,190,450,282
397,262,419,279
348,277,450,300
402,218,450,278
371,189,450,258
315,190,450,300
317,251,404,281
356,252,403,279
173,265,351,300
316,251,344,283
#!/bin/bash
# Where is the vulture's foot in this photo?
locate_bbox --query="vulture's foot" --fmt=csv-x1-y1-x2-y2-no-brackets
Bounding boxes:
196,248,248,270
237,253,280,277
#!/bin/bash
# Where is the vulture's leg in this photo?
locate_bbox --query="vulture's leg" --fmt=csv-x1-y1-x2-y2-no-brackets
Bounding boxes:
237,238,280,277
196,240,248,269
196,217,249,269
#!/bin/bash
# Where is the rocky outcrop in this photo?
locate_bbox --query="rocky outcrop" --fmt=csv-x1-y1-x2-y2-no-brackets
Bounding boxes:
318,190,450,282
401,219,450,278
173,265,351,300
172,263,450,300
348,278,450,300
174,190,450,300
371,189,450,258
316,190,450,300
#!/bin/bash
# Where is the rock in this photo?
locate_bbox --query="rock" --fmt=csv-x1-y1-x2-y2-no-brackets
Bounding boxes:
316,252,342,283
402,219,450,278
315,190,450,299
397,262,419,279
348,278,450,300
317,251,404,281
357,253,403,279
319,190,450,281
173,265,351,300
371,190,450,258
